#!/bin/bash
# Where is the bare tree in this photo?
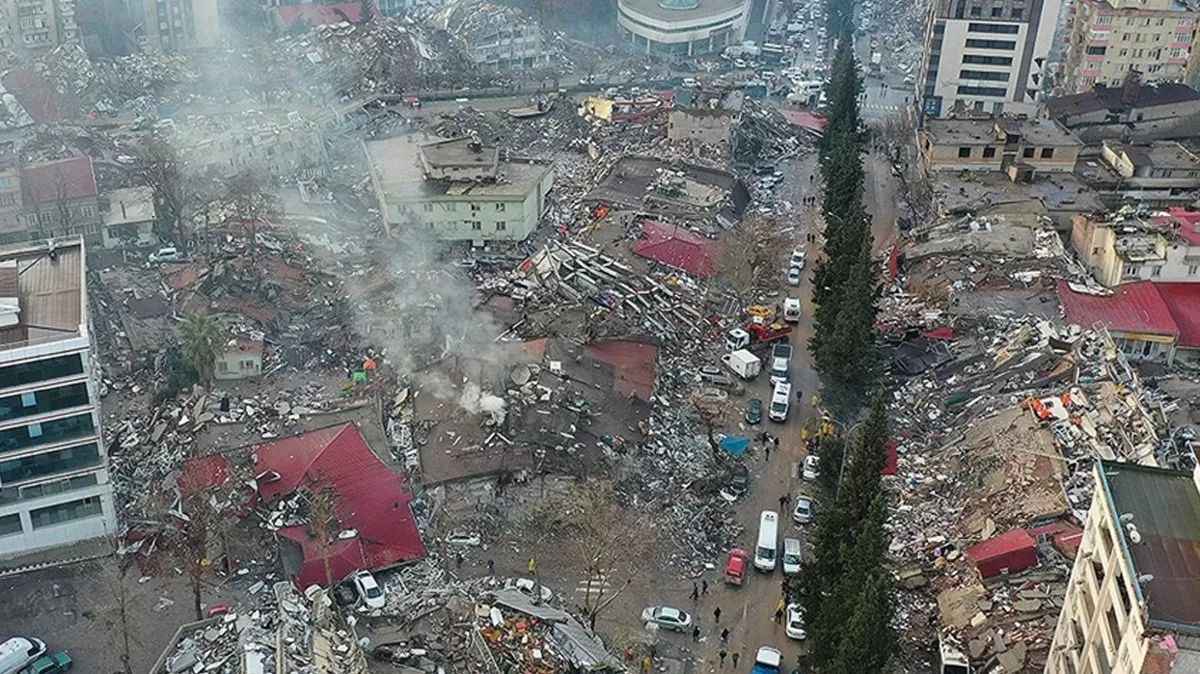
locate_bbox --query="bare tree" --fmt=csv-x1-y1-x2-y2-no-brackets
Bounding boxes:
134,138,191,243
717,216,787,298
96,544,144,674
226,170,277,256
173,489,223,620
305,485,340,588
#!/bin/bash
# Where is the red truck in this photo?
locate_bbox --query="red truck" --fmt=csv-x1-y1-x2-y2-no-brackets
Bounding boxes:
725,321,793,352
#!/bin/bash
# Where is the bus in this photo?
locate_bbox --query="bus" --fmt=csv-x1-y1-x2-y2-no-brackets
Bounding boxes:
754,510,780,572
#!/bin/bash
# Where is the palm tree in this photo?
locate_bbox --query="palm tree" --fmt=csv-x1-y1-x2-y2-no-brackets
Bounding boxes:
179,313,221,384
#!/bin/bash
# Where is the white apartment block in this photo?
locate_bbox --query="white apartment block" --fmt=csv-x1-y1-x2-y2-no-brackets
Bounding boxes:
0,0,78,57
918,0,1064,118
0,238,117,559
1044,460,1200,674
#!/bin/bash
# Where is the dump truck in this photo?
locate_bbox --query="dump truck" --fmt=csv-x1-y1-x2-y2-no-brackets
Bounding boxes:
726,321,793,351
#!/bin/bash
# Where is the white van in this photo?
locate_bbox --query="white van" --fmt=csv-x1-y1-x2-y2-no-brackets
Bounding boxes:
0,637,46,674
769,382,791,422
783,537,802,575
754,510,780,571
783,298,802,323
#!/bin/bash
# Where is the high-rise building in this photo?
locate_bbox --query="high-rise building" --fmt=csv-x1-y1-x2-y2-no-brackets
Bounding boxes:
133,0,219,51
1044,460,1200,674
0,0,78,57
1060,0,1200,94
0,238,117,559
918,0,1064,118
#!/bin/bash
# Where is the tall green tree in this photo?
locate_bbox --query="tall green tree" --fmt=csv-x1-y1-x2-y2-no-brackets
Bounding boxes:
179,313,221,385
817,235,880,417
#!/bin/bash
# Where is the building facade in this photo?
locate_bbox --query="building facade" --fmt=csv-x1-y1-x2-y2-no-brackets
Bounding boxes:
1044,460,1200,674
365,135,555,243
133,0,219,51
0,0,78,58
100,186,157,248
1071,210,1200,286
667,108,736,145
919,118,1083,173
917,0,1063,118
617,0,752,56
0,238,117,559
1061,0,1200,94
0,155,103,247
1043,81,1200,143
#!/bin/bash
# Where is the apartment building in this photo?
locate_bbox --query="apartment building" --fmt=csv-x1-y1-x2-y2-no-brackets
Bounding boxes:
1061,0,1200,94
365,134,554,243
1043,80,1200,143
0,238,117,559
919,117,1083,173
0,0,78,57
132,0,219,51
1044,460,1200,674
1070,209,1200,286
0,155,103,248
917,0,1064,118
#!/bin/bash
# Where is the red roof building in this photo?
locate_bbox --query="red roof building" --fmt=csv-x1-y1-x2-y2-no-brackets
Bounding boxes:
274,2,362,28
966,529,1039,578
1,68,70,124
255,423,425,586
1155,208,1200,246
22,156,98,205
633,221,716,277
583,340,658,401
1056,280,1180,338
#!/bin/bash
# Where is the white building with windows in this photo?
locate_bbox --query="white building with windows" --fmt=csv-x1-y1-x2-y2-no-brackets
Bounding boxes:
0,238,116,558
365,135,554,244
918,0,1064,117
617,0,753,56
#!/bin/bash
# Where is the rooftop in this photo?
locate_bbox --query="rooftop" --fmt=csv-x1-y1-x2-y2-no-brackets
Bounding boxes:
102,186,156,226
923,118,1082,147
619,0,748,23
0,238,85,352
933,171,1104,216
1045,83,1200,118
21,156,98,205
1110,142,1200,170
419,136,501,181
1057,280,1179,337
366,134,551,201
1097,460,1200,633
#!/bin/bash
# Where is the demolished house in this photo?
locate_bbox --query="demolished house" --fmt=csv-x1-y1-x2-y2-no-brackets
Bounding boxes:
586,155,748,234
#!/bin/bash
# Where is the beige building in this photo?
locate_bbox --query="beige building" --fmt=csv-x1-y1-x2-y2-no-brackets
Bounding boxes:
667,108,736,145
1071,210,1200,287
1044,460,1200,674
919,118,1084,174
100,186,157,249
214,336,263,381
0,0,78,58
1061,0,1200,94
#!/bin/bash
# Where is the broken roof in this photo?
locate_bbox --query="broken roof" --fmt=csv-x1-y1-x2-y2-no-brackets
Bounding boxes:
0,238,85,351
632,220,717,278
923,118,1081,147
419,136,500,181
1108,141,1200,171
22,156,98,204
1046,83,1200,118
254,423,425,586
1056,280,1179,338
275,2,362,27
1097,460,1200,633
1154,283,1200,349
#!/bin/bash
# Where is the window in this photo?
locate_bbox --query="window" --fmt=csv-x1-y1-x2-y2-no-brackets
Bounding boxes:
422,203,433,212
1023,147,1036,158
1011,8,1022,18
991,6,1002,15
1123,264,1140,278
496,202,506,212
29,496,102,529
965,38,1016,49
960,69,1010,81
0,383,90,424
496,221,507,231
1041,148,1054,159
958,85,1008,96
470,204,480,212
983,147,996,158
958,147,972,158
1152,266,1162,277
1086,46,1107,55
0,414,95,456
968,22,1021,33
19,474,97,501
1188,265,1198,276
970,5,981,15
963,54,1013,65
470,221,482,231
0,513,19,537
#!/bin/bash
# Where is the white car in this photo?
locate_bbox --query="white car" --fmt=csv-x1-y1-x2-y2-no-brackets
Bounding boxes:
786,604,807,640
803,454,820,480
506,577,554,602
786,266,803,286
640,606,693,632
148,246,182,263
792,496,813,524
789,249,807,270
352,570,386,609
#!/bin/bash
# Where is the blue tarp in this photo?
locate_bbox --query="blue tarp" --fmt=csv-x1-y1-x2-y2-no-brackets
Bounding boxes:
720,436,750,457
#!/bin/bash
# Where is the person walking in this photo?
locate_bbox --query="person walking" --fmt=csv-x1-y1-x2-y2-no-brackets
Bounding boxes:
691,582,699,601
701,579,709,595
764,442,771,462
732,652,740,668
455,552,464,569
778,494,787,510
642,655,652,674
487,559,495,576
774,597,785,623
719,650,728,668
692,624,701,642
713,606,722,624
720,627,730,644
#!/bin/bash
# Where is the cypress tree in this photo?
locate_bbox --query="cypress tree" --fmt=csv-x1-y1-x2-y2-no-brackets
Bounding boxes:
818,234,880,417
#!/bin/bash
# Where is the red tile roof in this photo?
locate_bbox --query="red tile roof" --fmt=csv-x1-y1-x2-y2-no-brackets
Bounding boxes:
22,156,97,204
1,68,69,124
1154,283,1200,348
254,423,425,586
275,2,362,27
1056,280,1180,337
1157,208,1200,247
966,528,1038,578
633,221,716,278
584,340,658,401
779,110,829,132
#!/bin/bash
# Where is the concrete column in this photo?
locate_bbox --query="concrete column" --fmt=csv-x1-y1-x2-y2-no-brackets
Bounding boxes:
688,39,694,56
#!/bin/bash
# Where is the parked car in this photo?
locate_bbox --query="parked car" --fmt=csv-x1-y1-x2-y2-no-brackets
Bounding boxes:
789,249,806,270
792,496,813,524
0,638,46,674
786,266,803,286
640,606,693,632
352,570,386,609
720,462,751,502
786,604,807,640
745,398,763,424
147,247,182,263
803,454,820,480
505,577,553,602
725,547,751,585
20,652,72,674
